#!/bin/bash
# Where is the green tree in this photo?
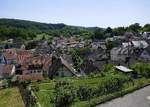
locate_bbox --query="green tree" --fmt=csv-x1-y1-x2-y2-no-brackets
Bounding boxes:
70,48,91,71
105,27,112,34
127,23,141,33
52,80,76,107
113,27,127,36
142,24,150,32
92,28,105,39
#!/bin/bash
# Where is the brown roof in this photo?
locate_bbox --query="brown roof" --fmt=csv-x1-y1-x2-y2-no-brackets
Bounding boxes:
16,50,32,55
25,54,52,71
3,50,16,60
2,64,14,74
3,49,33,64
42,55,52,71
16,50,33,64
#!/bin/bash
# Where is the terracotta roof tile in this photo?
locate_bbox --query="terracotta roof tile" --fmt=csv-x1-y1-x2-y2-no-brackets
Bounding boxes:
25,54,52,71
3,50,16,60
2,64,14,74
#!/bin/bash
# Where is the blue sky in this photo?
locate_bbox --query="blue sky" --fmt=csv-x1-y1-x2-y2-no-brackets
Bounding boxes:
0,0,150,27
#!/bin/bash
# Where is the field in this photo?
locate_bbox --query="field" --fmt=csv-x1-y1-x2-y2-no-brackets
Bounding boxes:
0,87,25,107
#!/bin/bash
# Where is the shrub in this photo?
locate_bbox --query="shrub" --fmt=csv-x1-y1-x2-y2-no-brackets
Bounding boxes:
132,63,150,78
1,79,8,88
103,64,114,72
98,74,132,95
25,90,37,107
77,85,94,101
52,80,76,107
31,82,39,92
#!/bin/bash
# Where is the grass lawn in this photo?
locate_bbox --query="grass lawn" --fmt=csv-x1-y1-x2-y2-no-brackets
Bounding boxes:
35,82,55,107
0,87,25,107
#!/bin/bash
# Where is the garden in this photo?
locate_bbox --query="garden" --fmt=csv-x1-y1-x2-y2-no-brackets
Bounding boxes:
29,63,150,107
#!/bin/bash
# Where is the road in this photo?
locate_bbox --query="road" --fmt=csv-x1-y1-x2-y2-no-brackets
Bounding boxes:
96,86,150,107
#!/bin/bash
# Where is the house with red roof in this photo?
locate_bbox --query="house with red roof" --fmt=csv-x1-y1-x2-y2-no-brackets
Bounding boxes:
0,64,15,79
16,54,52,81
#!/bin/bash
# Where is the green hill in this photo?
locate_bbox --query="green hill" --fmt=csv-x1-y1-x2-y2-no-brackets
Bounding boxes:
0,18,94,40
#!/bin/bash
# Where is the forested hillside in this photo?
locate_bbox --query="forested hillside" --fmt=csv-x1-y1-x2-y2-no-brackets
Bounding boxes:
0,18,65,40
0,18,150,41
0,18,94,40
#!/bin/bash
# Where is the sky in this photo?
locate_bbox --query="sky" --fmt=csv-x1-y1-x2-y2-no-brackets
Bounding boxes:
0,0,150,28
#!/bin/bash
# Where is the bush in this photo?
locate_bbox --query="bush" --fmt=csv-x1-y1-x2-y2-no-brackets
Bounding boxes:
52,80,76,107
103,64,114,73
1,79,8,88
98,74,132,95
132,63,150,78
25,90,37,107
51,74,132,106
77,85,94,101
31,82,39,92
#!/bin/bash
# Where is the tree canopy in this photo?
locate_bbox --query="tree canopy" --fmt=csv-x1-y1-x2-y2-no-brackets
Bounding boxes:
0,19,149,41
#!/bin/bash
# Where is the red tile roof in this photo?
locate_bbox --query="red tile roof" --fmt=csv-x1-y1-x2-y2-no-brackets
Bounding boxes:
25,54,52,71
16,54,52,81
3,49,33,64
15,50,33,64
3,50,16,60
2,64,14,74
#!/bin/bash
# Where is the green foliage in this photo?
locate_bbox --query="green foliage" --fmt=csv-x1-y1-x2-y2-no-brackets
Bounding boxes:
131,63,150,78
106,40,117,50
25,89,37,107
0,87,25,107
31,82,39,92
0,79,8,88
92,27,114,40
52,80,76,107
104,27,114,37
35,73,134,107
97,74,132,95
105,27,112,34
0,18,65,31
0,19,150,41
0,27,36,40
103,64,114,72
77,85,94,101
72,78,150,107
0,19,61,40
142,24,150,32
92,28,105,39
58,26,93,38
70,47,91,71
0,19,95,40
113,27,126,35
127,23,141,33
